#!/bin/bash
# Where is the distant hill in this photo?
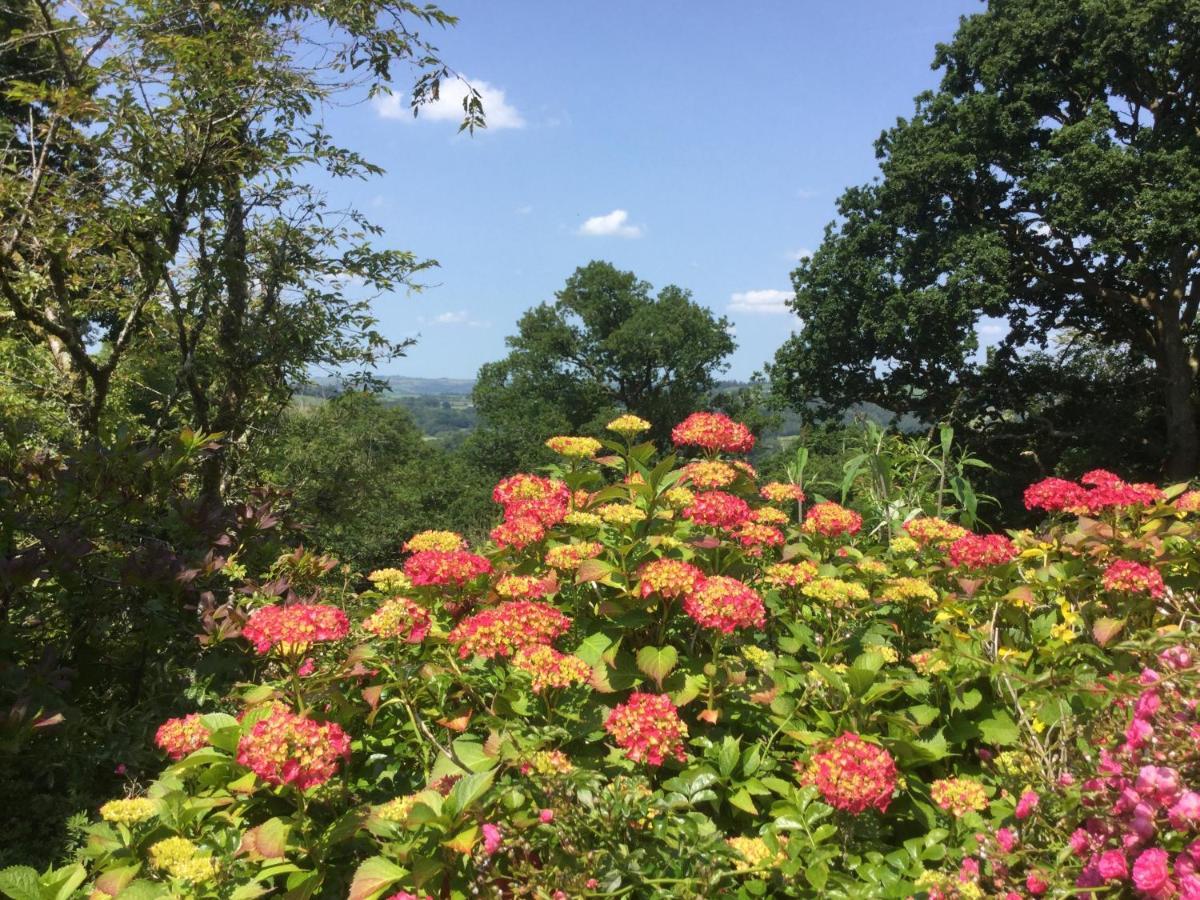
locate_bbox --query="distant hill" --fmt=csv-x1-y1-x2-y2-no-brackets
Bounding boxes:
297,375,476,398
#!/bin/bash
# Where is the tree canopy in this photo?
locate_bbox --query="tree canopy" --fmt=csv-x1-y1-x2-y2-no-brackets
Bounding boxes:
769,0,1200,478
468,260,736,473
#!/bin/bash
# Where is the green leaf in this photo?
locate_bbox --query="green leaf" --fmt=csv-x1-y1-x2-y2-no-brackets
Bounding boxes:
444,770,495,818
804,862,829,891
977,711,1020,746
450,737,497,773
347,857,407,900
635,645,678,688
729,788,758,815
1092,617,1125,646
716,736,740,779
0,867,40,900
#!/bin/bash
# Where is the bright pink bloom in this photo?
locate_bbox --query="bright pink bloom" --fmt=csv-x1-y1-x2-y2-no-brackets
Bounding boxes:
995,827,1018,853
539,808,554,824
481,823,503,856
1015,790,1040,820
404,550,492,586
448,601,571,660
241,604,350,655
1132,848,1172,894
671,412,755,454
1098,849,1128,880
947,532,1018,568
155,714,209,760
1026,871,1048,895
1103,560,1166,599
682,576,765,633
604,693,688,766
236,708,350,790
802,502,863,538
796,733,898,815
682,491,752,529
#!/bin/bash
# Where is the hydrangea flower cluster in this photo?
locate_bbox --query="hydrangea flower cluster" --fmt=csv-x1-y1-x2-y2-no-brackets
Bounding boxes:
801,577,870,605
597,503,647,526
1024,470,1164,515
545,435,603,459
604,692,689,766
682,490,751,529
903,516,969,546
493,473,571,526
802,502,863,538
99,797,158,824
931,777,989,817
759,481,806,503
241,603,350,655
948,532,1018,569
494,573,557,600
544,541,603,570
671,411,755,454
404,550,492,586
796,733,898,814
490,516,547,550
155,713,209,760
682,575,766,633
1102,559,1166,598
683,460,738,489
512,644,592,692
726,835,787,871
606,414,651,437
448,601,572,659
763,561,818,588
362,597,431,643
367,568,412,593
878,576,938,606
236,707,351,790
731,522,785,551
402,530,466,552
638,558,706,599
149,836,220,883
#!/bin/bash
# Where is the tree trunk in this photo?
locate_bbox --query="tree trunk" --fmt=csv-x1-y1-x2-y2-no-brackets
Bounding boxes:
1159,309,1200,480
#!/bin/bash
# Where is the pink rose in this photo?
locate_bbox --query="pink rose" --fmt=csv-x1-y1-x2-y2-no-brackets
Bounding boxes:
1015,790,1040,820
1132,848,1171,894
481,822,503,856
1070,828,1092,854
995,827,1018,854
539,808,555,824
1026,871,1049,895
1098,849,1128,881
1171,792,1200,829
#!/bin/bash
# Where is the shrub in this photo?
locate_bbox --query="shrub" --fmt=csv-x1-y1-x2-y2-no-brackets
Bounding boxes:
14,418,1200,899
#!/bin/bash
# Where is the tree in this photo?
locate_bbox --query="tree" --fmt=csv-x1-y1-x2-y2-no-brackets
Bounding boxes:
769,0,1200,478
0,0,480,498
468,261,736,474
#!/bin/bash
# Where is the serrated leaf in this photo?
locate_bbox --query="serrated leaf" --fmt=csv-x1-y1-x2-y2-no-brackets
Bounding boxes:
1093,617,1125,646
729,788,758,814
347,857,406,900
0,866,40,900
636,645,678,688
978,711,1020,746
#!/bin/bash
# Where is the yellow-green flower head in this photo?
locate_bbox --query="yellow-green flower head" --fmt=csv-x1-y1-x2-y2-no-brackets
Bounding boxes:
374,794,418,823
607,414,651,437
866,644,899,663
367,568,412,594
546,436,603,459
663,486,696,509
726,835,787,871
403,530,466,553
801,577,870,605
563,511,603,529
879,577,938,606
99,797,158,825
598,504,647,526
149,836,218,881
741,646,773,669
889,535,919,555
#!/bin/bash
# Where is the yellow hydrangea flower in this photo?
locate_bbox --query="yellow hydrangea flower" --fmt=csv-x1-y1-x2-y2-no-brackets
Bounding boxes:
99,797,158,825
367,568,412,594
663,486,696,509
802,577,870,605
546,436,603,459
726,835,787,871
563,511,603,528
607,414,651,437
598,504,647,526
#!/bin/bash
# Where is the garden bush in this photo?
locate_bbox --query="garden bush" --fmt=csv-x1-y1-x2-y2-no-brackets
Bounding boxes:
9,413,1200,899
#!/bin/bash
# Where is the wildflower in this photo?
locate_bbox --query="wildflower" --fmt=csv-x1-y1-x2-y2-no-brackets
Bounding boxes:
236,708,351,790
99,797,158,825
1132,848,1171,894
903,516,967,546
538,808,555,824
683,491,752,529
563,511,602,528
493,474,571,525
671,412,755,454
607,414,651,437
155,714,209,760
662,486,696,509
878,577,938,606
597,504,647,526
545,436,603,459
796,733,898,814
726,836,787,871
362,598,431,644
490,516,547,550
683,576,766,633
241,603,350,655
760,481,806,504
1025,872,1049,896
404,550,492,587
931,777,989,817
512,644,591,692
448,601,572,659
802,502,862,538
801,577,869,605
368,568,413,593
763,561,818,589
683,460,738,489
604,693,689,766
994,827,1018,854
1102,559,1165,598
544,542,603,570
948,533,1018,569
403,530,466,553
481,823,503,856
638,559,705,600
731,522,785,551
1015,789,1039,820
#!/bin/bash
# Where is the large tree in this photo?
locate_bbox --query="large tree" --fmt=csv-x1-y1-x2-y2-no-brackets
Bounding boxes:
468,261,736,474
769,0,1200,478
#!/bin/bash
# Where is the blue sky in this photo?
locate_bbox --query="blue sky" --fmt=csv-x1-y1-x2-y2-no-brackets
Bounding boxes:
320,0,983,381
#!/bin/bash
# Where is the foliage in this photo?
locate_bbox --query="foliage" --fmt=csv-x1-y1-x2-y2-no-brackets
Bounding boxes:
40,412,1200,898
769,0,1200,477
467,261,736,476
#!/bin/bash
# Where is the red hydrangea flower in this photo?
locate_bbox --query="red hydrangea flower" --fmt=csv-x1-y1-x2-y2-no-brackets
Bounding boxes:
604,692,688,766
682,576,766,633
671,412,755,454
155,714,209,760
731,522,785,551
236,708,351,790
241,604,350,655
795,733,897,814
362,597,431,643
404,550,492,587
448,601,571,659
1102,559,1166,598
1024,477,1089,513
511,644,591,692
682,491,752,529
638,559,706,600
802,502,863,538
948,533,1018,569
903,516,967,546
490,516,547,550
493,474,571,526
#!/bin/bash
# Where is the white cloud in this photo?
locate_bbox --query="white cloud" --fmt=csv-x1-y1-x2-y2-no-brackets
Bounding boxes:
728,289,793,315
427,310,490,328
373,75,525,129
796,188,819,200
515,204,533,215
578,209,644,238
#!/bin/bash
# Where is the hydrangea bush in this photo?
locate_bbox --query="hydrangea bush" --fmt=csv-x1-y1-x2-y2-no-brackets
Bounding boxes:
10,414,1200,899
